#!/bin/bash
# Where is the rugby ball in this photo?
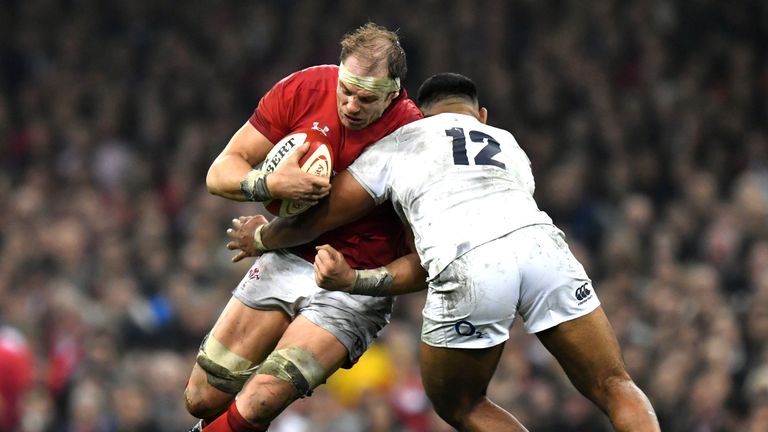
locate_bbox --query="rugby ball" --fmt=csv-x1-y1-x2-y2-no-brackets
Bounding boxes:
263,129,333,217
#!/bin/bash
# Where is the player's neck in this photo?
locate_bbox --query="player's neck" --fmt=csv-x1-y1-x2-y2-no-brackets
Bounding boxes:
424,100,480,120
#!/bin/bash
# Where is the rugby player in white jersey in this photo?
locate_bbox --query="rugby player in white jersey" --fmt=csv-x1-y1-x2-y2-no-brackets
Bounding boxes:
226,73,660,432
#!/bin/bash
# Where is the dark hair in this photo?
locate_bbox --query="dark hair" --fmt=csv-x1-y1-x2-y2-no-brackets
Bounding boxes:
416,73,478,108
339,22,407,81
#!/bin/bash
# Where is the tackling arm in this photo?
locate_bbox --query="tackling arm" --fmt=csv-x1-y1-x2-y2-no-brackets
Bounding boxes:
260,170,376,249
225,170,376,261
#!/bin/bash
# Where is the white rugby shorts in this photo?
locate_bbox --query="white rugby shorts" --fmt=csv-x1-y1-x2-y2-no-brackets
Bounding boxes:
233,250,393,364
421,224,600,349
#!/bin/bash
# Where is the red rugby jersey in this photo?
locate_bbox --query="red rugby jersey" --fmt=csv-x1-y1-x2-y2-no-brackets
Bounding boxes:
249,65,423,269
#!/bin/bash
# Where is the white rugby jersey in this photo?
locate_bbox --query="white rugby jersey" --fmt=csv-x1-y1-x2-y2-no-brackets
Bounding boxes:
347,112,554,280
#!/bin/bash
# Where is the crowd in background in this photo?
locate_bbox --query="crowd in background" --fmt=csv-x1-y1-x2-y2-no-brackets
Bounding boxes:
1,0,767,431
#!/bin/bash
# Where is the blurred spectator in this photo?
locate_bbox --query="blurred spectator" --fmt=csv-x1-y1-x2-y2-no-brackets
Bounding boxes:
0,325,34,431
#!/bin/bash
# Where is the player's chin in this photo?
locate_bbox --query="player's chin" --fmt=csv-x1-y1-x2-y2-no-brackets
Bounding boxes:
341,115,368,130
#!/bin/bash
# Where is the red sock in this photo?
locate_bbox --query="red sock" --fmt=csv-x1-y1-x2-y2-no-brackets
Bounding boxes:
202,401,269,432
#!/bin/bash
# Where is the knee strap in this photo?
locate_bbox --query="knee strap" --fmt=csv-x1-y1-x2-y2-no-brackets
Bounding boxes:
255,347,327,397
196,333,258,394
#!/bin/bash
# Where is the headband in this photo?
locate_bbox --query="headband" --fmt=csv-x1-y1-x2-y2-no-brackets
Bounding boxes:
338,62,400,95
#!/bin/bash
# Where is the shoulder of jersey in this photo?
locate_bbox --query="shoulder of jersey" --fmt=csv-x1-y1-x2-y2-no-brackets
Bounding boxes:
296,64,339,81
395,92,423,121
279,65,338,96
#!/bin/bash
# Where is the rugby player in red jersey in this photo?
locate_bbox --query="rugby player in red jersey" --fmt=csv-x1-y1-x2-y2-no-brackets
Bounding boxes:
183,23,422,432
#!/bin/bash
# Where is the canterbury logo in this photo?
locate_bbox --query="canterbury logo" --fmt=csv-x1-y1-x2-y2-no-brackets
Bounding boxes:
575,283,592,301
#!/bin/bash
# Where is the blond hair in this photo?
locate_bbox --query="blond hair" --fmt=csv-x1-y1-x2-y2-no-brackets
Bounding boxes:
339,22,407,81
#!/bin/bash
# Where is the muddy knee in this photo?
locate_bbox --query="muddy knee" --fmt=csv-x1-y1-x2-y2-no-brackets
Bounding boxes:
184,377,229,419
602,372,635,397
238,347,328,423
256,346,327,396
186,333,259,418
585,368,635,409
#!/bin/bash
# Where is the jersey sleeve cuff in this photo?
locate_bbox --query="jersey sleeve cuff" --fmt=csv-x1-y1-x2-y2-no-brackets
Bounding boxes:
347,167,388,205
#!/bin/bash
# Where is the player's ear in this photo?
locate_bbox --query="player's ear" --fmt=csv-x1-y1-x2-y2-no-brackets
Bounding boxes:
479,107,488,124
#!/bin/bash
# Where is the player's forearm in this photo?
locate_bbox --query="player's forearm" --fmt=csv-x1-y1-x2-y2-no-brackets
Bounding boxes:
381,253,428,295
206,155,261,201
259,185,365,250
259,214,326,250
377,226,427,295
346,253,427,297
310,249,426,297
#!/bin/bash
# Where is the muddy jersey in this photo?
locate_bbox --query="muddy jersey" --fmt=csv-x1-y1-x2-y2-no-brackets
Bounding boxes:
347,113,554,279
250,65,422,269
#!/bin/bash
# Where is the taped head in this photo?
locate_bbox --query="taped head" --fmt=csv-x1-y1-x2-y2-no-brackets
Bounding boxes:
338,62,400,95
339,22,407,85
336,22,406,130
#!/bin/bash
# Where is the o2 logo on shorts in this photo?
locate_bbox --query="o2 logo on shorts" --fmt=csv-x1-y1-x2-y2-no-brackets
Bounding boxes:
454,320,487,339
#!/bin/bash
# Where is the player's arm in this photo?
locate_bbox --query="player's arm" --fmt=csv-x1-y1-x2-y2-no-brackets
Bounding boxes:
313,230,426,296
206,122,330,202
226,170,376,261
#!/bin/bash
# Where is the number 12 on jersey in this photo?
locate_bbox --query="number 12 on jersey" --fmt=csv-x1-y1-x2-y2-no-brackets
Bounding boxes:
445,127,506,169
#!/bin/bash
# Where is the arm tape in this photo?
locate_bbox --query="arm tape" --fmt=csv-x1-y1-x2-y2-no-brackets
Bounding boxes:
252,223,269,253
240,169,272,202
349,267,394,296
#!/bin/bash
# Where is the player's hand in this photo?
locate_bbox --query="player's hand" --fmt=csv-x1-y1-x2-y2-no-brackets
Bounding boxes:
267,142,331,204
313,244,356,292
226,215,269,262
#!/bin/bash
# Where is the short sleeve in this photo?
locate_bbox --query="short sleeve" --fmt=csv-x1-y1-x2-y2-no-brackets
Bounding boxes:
248,72,300,144
347,134,398,205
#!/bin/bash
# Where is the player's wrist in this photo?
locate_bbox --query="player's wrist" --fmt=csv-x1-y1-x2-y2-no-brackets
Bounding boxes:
252,223,270,253
240,169,272,202
349,267,393,296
